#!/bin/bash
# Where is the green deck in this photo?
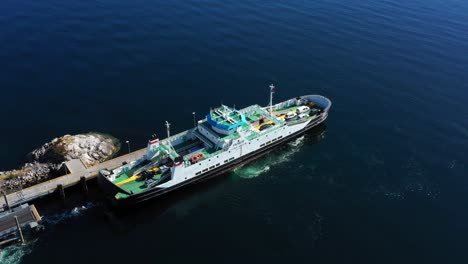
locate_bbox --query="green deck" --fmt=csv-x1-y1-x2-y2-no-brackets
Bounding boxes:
274,105,301,114
210,106,243,126
114,136,194,199
159,143,179,159
114,171,163,199
246,108,265,121
112,151,167,199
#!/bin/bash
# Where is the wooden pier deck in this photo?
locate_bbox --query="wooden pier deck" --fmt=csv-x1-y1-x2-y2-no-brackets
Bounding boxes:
1,148,147,209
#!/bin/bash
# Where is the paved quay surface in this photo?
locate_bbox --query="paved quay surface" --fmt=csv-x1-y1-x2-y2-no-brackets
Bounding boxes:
1,148,147,209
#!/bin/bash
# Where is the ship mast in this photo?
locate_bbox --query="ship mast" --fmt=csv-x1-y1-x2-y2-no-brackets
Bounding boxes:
269,84,275,113
165,121,176,153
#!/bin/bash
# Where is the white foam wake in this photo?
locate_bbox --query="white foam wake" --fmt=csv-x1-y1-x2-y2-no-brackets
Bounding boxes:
233,136,305,179
42,202,95,226
0,239,37,264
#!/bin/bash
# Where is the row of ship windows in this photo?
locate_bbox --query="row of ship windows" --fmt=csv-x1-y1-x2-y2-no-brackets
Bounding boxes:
194,130,287,175
254,127,285,141
259,136,283,147
195,157,235,176
224,157,235,163
198,155,233,166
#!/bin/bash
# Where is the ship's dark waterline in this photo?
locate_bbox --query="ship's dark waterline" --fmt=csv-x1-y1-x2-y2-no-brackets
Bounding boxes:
1,0,468,263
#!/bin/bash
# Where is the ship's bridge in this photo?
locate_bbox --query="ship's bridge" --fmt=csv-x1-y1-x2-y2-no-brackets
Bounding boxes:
206,105,247,135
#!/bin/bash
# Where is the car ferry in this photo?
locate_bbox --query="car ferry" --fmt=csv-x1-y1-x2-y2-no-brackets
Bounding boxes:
98,85,331,207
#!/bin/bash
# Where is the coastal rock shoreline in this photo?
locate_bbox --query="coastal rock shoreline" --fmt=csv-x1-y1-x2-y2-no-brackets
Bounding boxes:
0,133,120,194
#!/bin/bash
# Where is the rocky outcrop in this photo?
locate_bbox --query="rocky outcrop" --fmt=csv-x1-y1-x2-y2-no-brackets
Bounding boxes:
0,133,120,194
0,162,61,193
29,133,119,167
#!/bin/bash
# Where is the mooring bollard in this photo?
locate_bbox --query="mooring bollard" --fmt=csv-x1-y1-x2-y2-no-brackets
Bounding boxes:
57,184,65,201
80,176,88,195
14,216,25,244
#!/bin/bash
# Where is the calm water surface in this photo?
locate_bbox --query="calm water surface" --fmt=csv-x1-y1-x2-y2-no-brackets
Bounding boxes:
1,0,467,263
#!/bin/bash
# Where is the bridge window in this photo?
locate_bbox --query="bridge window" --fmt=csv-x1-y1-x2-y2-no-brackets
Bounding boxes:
209,166,215,169
195,172,201,175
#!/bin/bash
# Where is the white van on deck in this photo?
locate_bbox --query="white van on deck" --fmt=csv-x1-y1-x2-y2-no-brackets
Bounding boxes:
297,106,310,114
285,112,297,120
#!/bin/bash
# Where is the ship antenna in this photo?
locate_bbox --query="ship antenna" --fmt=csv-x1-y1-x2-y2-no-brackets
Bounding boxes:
192,112,196,128
269,83,275,113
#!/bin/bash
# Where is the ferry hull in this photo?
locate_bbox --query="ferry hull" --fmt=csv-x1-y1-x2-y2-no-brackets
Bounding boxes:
100,112,328,209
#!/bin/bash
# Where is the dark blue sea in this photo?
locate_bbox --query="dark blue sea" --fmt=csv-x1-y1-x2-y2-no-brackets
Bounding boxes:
1,0,468,263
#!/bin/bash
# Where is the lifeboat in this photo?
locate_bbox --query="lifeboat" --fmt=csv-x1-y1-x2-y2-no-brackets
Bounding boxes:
191,153,205,164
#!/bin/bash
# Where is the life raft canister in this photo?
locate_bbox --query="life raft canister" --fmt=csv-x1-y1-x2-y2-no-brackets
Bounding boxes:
191,153,204,164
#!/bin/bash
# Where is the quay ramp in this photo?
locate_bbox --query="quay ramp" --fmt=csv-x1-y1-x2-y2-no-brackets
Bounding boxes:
0,204,41,245
1,148,147,209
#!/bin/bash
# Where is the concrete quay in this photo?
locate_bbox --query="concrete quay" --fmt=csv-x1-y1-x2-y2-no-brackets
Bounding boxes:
1,148,147,209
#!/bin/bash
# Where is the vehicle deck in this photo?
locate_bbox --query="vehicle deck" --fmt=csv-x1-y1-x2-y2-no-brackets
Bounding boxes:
112,154,167,199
